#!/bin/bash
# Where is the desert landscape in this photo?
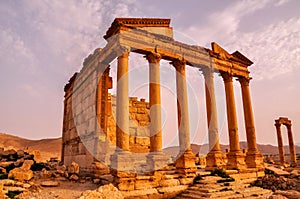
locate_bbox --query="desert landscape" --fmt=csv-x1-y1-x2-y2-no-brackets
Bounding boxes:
1,1,299,199
1,132,300,198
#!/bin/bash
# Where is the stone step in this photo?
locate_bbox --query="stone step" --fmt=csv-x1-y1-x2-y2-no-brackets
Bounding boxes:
180,193,205,199
190,183,250,193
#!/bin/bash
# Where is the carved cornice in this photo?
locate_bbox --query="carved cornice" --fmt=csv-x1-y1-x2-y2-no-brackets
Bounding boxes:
146,52,161,64
104,18,171,39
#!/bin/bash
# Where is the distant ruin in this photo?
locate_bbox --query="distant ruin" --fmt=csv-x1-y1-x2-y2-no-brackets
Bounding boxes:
275,117,296,165
62,18,264,191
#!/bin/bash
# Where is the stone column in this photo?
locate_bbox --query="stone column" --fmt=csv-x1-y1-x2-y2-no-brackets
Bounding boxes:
110,50,134,176
221,72,246,170
116,52,130,152
238,77,264,169
172,59,196,174
147,52,163,152
275,123,285,164
146,52,169,172
287,124,296,164
203,69,225,170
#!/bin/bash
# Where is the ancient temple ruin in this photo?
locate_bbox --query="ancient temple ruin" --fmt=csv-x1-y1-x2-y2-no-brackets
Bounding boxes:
275,117,296,165
62,18,264,191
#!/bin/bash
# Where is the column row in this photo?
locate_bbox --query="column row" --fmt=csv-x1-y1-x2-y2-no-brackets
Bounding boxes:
114,50,195,172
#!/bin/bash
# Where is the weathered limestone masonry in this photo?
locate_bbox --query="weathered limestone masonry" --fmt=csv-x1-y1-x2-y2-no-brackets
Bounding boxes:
62,17,265,192
63,79,151,174
275,117,297,165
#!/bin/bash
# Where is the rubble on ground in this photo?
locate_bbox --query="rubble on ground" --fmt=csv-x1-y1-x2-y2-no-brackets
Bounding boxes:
79,183,123,199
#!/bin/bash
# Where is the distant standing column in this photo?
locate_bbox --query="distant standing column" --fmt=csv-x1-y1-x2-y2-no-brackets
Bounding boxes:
116,52,130,152
275,123,285,164
221,72,245,170
287,124,296,164
146,52,163,152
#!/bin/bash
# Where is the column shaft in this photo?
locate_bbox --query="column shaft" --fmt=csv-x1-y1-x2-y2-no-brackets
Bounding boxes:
239,77,258,152
287,125,296,164
222,73,241,152
173,59,196,174
275,124,285,164
174,59,191,152
204,70,221,152
116,52,129,151
147,52,162,152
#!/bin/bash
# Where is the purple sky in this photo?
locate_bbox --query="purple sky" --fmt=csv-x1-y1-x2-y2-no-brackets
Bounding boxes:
0,0,299,147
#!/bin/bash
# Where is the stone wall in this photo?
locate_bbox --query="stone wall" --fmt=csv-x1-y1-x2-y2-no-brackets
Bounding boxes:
62,66,151,175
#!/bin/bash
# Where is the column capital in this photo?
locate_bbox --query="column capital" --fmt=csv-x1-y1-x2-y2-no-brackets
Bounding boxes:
115,46,130,58
221,72,233,83
146,52,161,64
275,122,281,128
238,76,252,86
202,68,214,79
171,58,186,72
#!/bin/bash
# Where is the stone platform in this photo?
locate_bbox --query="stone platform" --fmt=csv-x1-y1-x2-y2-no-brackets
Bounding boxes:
174,175,272,199
118,168,269,199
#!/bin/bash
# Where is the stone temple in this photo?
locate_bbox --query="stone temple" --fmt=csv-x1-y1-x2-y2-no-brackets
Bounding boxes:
62,18,265,192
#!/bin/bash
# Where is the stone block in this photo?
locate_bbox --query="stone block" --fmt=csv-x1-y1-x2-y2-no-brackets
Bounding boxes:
41,181,60,187
179,177,194,185
69,174,79,181
137,108,146,114
136,114,149,121
8,168,33,181
159,179,180,187
135,137,150,146
136,127,149,137
68,161,80,174
117,179,135,191
21,160,34,170
129,107,137,113
135,179,158,190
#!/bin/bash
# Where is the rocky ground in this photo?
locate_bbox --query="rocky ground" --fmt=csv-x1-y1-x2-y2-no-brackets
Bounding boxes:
1,147,300,199
0,148,120,199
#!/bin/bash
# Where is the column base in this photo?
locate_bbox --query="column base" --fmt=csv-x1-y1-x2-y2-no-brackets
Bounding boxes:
110,151,136,173
245,150,264,170
175,150,197,175
146,151,170,173
205,150,226,171
226,151,246,170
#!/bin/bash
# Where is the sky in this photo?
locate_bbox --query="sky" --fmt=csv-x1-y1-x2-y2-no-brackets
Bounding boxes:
0,0,299,148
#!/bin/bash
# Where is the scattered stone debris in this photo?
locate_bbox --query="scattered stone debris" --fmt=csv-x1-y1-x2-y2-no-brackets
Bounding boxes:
252,175,297,191
40,180,60,187
79,183,123,199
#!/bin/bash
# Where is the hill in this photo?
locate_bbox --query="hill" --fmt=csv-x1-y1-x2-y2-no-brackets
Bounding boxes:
1,132,299,162
0,132,61,161
164,141,300,157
